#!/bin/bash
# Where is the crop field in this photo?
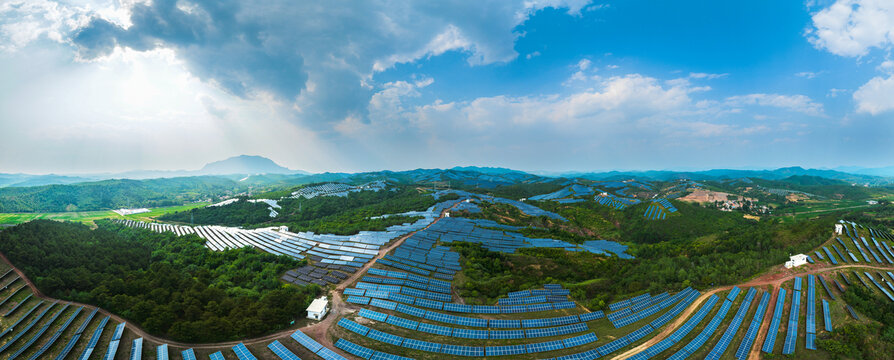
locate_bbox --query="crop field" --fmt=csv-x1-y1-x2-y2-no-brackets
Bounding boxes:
0,202,208,226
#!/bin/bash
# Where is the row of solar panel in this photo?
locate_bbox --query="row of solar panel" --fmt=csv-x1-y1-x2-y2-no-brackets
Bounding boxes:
665,288,742,359
347,287,576,314
627,293,720,360
356,309,590,339
340,317,597,357
356,297,600,329
366,268,452,288
705,288,758,360
612,289,693,328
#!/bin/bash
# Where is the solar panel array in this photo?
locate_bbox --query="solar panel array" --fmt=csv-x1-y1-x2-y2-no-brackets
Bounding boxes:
290,330,347,360
627,294,719,360
782,281,801,355
232,343,258,360
643,204,666,220
267,340,301,360
863,272,894,302
156,344,168,360
129,338,142,360
706,287,757,360
762,288,787,353
10,302,70,359
595,193,641,210
806,275,817,350
612,288,695,328
822,299,833,332
181,349,196,360
102,321,126,360
77,314,110,360
28,305,83,360
666,287,742,359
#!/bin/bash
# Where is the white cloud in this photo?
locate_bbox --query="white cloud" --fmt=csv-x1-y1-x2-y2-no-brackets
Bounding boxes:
795,71,823,79
724,94,825,116
808,0,894,57
854,74,894,114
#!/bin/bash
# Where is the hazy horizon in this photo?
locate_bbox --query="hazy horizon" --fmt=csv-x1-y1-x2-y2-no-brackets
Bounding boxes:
2,1,893,174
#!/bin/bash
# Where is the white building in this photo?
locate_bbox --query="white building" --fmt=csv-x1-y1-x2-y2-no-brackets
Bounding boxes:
306,296,329,320
834,224,843,235
784,254,809,269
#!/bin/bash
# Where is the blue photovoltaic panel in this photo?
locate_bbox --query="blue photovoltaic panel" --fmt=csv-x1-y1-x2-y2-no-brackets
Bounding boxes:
734,291,771,359
782,290,801,355
290,330,323,353
489,319,521,328
486,344,528,356
563,332,598,348
359,309,389,322
156,344,168,360
526,339,566,353
395,304,425,318
385,315,419,330
209,352,225,360
580,311,605,321
403,338,442,353
344,288,366,296
822,299,833,332
232,343,258,360
267,340,301,360
453,328,488,339
418,322,453,336
522,318,552,328
370,299,398,310
441,344,484,357
367,329,404,346
181,349,196,360
338,318,370,336
762,288,787,353
489,329,525,339
336,338,374,359
596,337,630,356
706,288,757,360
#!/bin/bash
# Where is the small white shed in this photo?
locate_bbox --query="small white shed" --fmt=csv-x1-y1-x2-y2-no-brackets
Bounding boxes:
784,254,809,269
306,296,329,320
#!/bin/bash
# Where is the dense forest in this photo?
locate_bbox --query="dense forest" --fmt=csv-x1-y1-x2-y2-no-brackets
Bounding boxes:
452,200,837,310
159,197,277,227
0,176,242,212
160,186,459,235
0,220,318,342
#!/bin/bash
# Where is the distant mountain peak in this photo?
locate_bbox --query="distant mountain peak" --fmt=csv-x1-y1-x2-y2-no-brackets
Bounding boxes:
199,155,296,175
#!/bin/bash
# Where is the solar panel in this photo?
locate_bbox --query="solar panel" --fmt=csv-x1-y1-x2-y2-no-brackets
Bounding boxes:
735,291,770,360
527,339,566,353
402,338,442,353
488,319,521,328
156,344,169,360
563,332,598,348
290,330,323,353
232,343,258,360
441,344,484,357
359,309,389,322
181,349,197,360
452,328,488,339
486,344,528,356
267,340,301,360
822,299,833,332
367,329,404,346
337,318,370,336
335,338,374,359
385,315,419,330
209,352,225,360
762,288,787,353
418,322,453,336
489,329,525,339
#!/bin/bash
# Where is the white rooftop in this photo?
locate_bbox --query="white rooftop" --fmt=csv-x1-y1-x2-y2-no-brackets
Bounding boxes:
307,296,329,313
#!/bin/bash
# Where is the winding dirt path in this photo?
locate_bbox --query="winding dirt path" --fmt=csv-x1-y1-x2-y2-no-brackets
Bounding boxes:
0,201,461,353
611,263,894,360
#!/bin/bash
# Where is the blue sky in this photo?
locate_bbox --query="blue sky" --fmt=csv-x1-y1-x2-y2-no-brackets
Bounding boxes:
1,0,893,174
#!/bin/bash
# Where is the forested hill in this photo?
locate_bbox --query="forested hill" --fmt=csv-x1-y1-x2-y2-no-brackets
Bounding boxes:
0,220,319,342
0,176,240,212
